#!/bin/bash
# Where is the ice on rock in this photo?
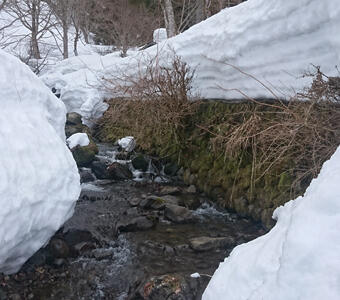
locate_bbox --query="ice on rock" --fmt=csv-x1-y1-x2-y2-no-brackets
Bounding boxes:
0,50,80,274
203,145,340,299
67,133,90,149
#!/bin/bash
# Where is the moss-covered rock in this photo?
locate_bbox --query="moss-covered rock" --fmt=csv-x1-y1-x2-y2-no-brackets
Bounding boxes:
132,155,149,172
72,141,98,168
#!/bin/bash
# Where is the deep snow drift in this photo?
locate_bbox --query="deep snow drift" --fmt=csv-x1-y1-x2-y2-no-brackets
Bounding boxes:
41,0,340,124
0,50,80,274
203,145,340,299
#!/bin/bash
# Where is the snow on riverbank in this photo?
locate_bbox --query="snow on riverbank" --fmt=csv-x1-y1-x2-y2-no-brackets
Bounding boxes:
67,133,90,149
41,0,340,125
0,50,80,274
202,145,340,300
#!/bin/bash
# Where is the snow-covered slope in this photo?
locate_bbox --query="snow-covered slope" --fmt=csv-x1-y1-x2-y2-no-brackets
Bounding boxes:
41,0,340,124
203,145,340,300
0,50,80,274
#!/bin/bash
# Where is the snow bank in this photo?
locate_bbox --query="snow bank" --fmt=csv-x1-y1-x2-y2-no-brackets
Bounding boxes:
67,133,90,149
203,145,340,300
0,50,80,274
153,28,167,44
118,136,136,152
41,0,340,124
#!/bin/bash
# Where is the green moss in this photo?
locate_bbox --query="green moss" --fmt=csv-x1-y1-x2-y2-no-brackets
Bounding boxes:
95,100,307,227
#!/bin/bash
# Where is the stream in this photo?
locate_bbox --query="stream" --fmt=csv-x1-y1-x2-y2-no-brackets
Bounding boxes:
0,144,266,300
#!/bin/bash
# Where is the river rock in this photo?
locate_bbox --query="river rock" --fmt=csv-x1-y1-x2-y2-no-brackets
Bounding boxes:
128,197,141,207
137,274,205,300
9,294,21,300
189,236,233,252
72,142,98,167
80,188,112,202
49,239,70,258
66,112,82,126
107,162,133,180
79,168,96,183
140,196,166,210
63,229,96,249
65,113,84,138
159,186,181,195
132,155,149,172
164,204,193,223
91,160,109,179
116,216,155,232
164,162,179,176
92,248,115,260
186,185,197,194
115,151,131,160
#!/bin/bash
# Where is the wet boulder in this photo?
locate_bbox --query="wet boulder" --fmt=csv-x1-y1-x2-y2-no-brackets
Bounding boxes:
107,162,133,180
71,142,98,167
65,112,84,138
137,274,206,300
116,216,155,232
159,186,181,195
91,160,110,179
49,239,70,258
132,154,149,172
189,236,234,252
164,162,179,176
79,168,96,183
164,204,193,223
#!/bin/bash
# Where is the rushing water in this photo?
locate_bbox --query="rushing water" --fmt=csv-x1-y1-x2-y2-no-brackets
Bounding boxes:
0,144,266,300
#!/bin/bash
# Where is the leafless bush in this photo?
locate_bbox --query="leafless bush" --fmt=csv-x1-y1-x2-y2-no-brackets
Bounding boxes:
199,69,340,196
98,54,198,151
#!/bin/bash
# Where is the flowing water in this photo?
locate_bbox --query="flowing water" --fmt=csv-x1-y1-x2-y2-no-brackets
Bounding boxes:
0,144,266,300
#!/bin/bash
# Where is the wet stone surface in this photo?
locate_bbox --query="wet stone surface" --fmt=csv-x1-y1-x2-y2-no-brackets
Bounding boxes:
0,144,266,300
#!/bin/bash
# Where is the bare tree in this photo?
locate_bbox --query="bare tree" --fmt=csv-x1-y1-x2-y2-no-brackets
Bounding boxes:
94,0,157,57
161,0,177,37
6,0,54,59
45,0,75,59
71,0,92,54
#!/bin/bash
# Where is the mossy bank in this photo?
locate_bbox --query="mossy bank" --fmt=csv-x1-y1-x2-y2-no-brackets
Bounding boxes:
94,100,311,228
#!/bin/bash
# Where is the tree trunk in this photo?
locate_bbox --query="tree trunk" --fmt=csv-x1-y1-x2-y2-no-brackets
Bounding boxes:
81,27,89,44
163,0,176,37
31,3,41,59
195,0,206,24
62,20,69,59
73,27,80,56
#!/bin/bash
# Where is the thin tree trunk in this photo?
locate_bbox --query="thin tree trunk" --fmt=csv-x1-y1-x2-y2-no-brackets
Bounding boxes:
195,0,206,24
31,3,41,59
81,28,89,44
62,20,69,59
73,27,80,56
163,0,176,37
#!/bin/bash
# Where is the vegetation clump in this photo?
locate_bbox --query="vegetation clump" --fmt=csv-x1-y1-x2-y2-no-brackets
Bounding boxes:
95,61,340,226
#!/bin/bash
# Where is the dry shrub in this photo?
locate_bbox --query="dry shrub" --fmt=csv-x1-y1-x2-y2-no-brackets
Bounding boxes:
98,55,198,151
200,69,340,196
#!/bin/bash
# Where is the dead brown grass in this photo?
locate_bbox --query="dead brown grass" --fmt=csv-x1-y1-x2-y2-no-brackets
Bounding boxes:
97,55,199,150
199,69,340,196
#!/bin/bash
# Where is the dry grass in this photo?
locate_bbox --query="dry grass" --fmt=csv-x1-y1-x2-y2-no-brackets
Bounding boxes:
199,69,340,196
97,55,199,150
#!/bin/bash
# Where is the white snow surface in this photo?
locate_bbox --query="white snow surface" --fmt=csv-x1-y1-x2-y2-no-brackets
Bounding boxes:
203,145,340,300
67,133,90,149
0,50,80,274
118,136,136,152
153,28,167,44
41,0,340,124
